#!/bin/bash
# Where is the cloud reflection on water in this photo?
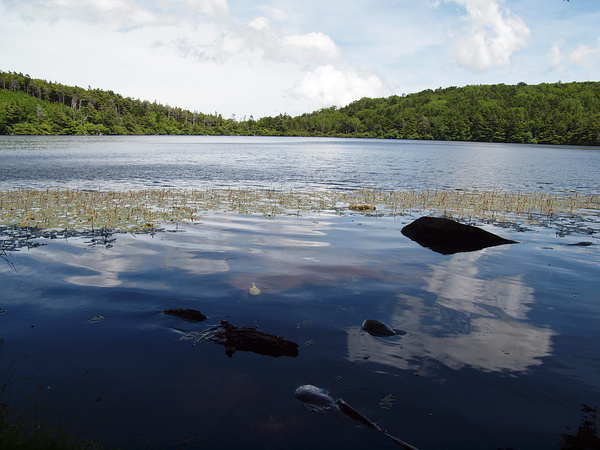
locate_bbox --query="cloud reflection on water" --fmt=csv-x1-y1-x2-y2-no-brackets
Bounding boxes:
18,216,332,292
30,231,232,289
32,240,157,288
425,251,534,320
347,250,555,374
6,213,556,374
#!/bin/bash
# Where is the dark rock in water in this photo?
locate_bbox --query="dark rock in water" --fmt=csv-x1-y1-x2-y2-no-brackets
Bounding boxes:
294,385,336,412
401,216,517,254
164,308,207,322
362,319,396,337
212,320,299,358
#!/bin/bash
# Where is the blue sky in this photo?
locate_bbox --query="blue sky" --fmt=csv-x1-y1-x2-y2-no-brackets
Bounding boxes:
1,0,599,118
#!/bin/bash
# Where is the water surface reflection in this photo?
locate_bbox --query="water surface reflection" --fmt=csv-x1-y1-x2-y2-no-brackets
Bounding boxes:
1,212,599,449
347,249,554,373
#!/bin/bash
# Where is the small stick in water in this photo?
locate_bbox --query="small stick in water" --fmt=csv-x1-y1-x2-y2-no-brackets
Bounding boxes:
336,398,420,450
294,384,419,450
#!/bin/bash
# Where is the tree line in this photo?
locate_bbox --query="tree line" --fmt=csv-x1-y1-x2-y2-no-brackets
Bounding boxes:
1,70,599,145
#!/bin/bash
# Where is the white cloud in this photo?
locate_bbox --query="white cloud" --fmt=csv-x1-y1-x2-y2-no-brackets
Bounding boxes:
569,37,600,68
546,37,600,73
447,0,530,72
257,5,288,23
1,0,598,117
548,40,565,71
292,64,385,109
211,16,341,64
4,0,230,28
283,32,341,61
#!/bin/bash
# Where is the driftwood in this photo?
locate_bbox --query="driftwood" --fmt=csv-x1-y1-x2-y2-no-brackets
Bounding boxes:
210,320,299,358
294,385,419,450
401,216,517,254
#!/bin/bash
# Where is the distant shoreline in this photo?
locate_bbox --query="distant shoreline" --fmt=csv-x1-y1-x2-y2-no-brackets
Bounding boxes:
2,71,599,145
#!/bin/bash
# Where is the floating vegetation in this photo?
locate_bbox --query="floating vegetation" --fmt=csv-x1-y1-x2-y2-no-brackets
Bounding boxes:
0,225,161,253
0,226,45,253
349,203,377,212
249,283,261,296
82,315,105,324
379,393,396,410
0,187,598,232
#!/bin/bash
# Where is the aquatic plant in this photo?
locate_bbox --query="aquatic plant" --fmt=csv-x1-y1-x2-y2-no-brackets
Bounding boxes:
349,203,377,212
1,342,115,449
0,187,598,232
559,404,600,449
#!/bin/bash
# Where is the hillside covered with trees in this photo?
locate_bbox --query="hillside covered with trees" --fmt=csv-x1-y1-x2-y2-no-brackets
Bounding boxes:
1,70,599,145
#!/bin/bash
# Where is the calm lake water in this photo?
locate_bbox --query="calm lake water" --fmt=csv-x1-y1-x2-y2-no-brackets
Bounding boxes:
1,136,600,449
1,135,599,193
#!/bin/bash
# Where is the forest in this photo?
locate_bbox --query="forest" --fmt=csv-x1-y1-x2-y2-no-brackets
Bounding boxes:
1,70,599,145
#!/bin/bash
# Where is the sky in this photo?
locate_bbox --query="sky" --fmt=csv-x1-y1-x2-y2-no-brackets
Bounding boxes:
1,0,599,119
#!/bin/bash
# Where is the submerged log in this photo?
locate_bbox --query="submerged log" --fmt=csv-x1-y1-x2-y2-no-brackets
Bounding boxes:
164,308,208,322
401,216,517,255
213,320,299,358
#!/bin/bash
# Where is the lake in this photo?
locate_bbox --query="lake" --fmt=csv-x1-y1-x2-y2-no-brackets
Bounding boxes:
1,136,599,449
1,135,599,193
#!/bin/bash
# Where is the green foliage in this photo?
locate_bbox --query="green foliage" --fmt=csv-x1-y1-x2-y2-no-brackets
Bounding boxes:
0,71,228,136
1,70,600,145
321,83,600,145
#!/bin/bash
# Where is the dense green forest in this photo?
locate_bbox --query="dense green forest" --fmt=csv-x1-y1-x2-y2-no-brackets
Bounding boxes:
1,70,599,145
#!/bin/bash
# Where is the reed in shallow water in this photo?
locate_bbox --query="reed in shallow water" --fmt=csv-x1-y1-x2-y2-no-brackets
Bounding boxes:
0,188,598,231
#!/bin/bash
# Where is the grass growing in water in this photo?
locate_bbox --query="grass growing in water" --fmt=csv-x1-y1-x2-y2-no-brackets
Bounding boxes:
1,187,598,231
1,340,109,449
